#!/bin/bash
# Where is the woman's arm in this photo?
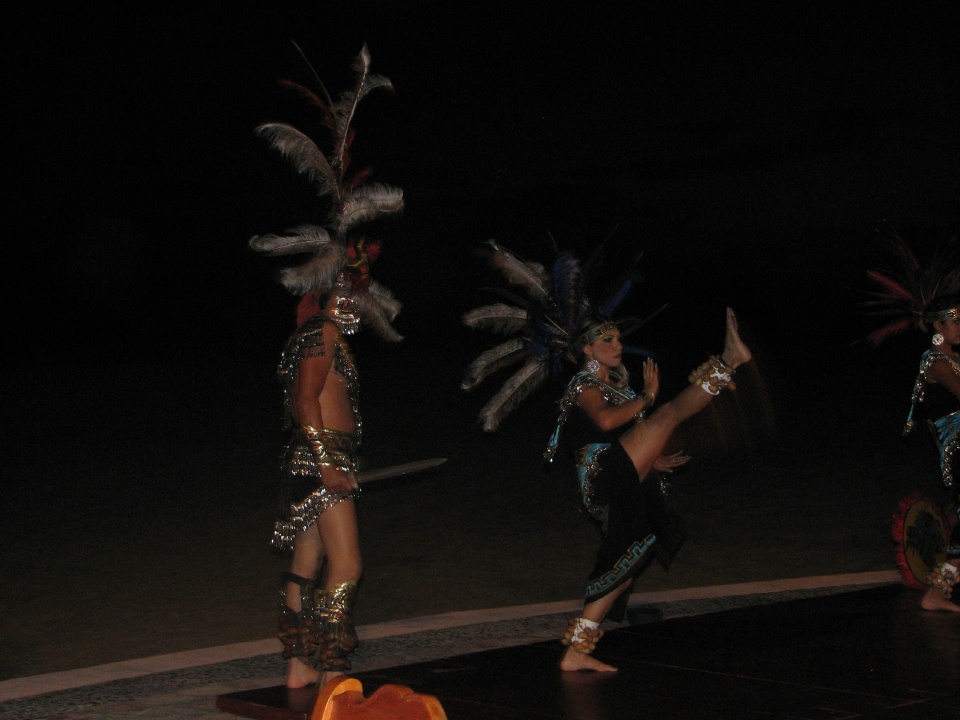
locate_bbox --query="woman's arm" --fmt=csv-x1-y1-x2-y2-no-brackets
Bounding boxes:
577,360,659,431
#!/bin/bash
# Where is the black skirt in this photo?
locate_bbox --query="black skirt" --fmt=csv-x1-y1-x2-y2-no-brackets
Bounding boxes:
583,440,686,621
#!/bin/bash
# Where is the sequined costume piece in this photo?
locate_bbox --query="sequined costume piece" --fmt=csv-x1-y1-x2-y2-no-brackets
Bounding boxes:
904,349,960,558
545,371,685,622
314,580,360,671
904,350,960,488
272,315,362,553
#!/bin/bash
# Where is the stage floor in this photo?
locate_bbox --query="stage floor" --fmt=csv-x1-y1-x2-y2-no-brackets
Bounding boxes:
215,584,959,720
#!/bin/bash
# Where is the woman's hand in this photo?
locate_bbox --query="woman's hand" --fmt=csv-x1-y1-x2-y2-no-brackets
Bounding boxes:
653,451,691,473
642,358,660,404
321,466,359,495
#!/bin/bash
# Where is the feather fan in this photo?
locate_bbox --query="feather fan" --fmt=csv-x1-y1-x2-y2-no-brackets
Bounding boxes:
862,224,960,343
461,237,662,430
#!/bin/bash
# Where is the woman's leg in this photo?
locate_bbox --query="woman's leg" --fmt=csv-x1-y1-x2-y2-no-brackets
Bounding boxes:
559,583,631,672
620,308,751,479
314,498,363,684
284,526,325,688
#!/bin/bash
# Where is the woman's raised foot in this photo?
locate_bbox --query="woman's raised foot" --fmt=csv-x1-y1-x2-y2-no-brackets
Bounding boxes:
722,308,752,369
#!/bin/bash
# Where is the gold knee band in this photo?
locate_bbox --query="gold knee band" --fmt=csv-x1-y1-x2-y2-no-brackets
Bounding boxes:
314,580,360,671
688,355,736,395
561,617,603,655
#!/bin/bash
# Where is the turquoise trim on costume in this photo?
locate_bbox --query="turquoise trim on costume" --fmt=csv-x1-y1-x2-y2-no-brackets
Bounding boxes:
931,409,960,487
585,535,656,598
577,443,610,495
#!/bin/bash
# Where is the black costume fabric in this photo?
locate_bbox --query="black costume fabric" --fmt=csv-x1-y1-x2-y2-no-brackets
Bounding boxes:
583,439,686,622
922,383,960,557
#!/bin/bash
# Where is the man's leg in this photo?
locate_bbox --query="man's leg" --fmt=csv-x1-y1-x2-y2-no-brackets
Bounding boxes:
315,498,362,683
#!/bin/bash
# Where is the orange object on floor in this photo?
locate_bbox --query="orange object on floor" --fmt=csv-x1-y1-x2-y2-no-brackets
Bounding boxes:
312,677,447,720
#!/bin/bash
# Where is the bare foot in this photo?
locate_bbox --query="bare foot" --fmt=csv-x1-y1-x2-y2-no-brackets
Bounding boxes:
920,586,960,612
286,658,320,688
722,308,752,369
559,647,618,672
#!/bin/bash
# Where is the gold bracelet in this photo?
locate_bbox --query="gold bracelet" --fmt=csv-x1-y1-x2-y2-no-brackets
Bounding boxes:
302,425,332,466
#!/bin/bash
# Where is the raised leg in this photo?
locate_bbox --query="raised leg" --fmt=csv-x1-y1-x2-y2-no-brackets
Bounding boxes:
619,308,751,479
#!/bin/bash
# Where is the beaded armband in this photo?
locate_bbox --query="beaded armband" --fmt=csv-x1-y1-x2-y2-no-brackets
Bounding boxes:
302,425,358,472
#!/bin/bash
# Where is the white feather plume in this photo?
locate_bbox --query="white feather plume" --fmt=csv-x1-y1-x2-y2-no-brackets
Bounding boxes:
354,292,403,342
254,123,337,198
461,338,526,391
462,304,529,335
367,279,402,321
277,244,348,295
478,358,549,432
484,240,550,305
248,224,332,256
336,184,405,235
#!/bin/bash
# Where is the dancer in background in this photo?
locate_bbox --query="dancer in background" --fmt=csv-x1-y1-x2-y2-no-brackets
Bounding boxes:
250,44,404,686
863,225,960,611
903,295,960,611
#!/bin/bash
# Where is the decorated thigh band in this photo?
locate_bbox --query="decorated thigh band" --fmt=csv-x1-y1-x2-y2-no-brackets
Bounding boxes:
688,355,736,395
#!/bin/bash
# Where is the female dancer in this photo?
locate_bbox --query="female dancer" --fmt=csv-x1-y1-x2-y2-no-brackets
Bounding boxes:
549,308,752,671
904,295,960,611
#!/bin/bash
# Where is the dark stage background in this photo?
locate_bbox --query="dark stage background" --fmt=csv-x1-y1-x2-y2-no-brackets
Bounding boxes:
3,2,960,677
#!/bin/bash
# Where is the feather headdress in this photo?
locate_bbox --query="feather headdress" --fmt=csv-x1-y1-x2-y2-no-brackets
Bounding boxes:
461,239,665,431
250,44,404,339
862,222,960,345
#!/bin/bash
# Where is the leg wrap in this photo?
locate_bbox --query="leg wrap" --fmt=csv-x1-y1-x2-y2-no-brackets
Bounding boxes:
314,580,360,671
928,563,960,598
688,355,736,395
277,572,317,660
561,617,603,655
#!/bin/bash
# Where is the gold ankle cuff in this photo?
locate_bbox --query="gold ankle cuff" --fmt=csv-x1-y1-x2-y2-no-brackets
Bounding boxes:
688,355,736,395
